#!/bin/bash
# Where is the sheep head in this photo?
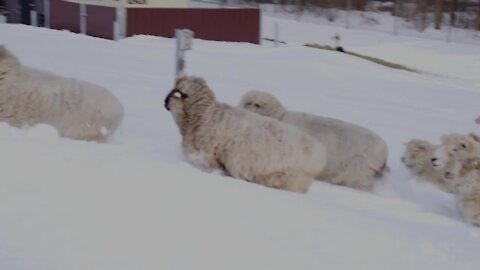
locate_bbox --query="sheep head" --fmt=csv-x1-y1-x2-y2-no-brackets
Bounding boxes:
432,133,480,170
239,90,286,120
401,139,434,169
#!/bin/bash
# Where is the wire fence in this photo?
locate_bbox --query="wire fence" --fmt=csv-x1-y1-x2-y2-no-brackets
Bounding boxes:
201,0,480,45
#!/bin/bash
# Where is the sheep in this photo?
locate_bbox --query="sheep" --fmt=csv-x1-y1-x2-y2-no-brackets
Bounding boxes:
401,139,452,193
431,133,480,173
0,45,124,141
164,76,327,193
443,156,480,226
238,90,388,191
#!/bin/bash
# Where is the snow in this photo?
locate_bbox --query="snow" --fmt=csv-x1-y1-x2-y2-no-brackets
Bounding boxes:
1,13,480,270
261,9,480,90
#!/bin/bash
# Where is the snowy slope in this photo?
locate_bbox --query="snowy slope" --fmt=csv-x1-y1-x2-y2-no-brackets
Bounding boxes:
1,21,480,270
261,15,480,91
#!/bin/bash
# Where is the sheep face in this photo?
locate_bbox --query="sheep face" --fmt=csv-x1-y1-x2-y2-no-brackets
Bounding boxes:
432,134,480,170
458,157,480,179
401,139,433,171
239,90,286,120
164,76,215,115
443,156,480,191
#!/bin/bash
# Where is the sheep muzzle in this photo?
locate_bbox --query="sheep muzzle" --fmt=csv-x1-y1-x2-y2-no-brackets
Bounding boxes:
165,89,187,111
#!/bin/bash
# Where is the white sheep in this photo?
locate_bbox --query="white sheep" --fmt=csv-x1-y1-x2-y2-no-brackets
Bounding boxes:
0,45,124,141
444,156,480,226
164,76,327,193
431,133,480,173
401,139,452,193
239,90,388,191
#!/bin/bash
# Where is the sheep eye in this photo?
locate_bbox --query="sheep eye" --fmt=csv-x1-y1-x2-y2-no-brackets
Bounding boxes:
473,161,480,169
254,103,261,108
173,90,188,99
461,143,467,149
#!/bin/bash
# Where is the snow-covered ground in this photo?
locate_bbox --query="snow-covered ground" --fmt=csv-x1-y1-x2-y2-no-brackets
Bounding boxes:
1,14,480,270
262,15,480,91
261,3,480,44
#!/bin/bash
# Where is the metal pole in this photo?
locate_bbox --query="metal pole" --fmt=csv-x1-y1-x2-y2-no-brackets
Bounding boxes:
175,29,185,78
346,0,351,29
446,23,452,42
80,4,87,35
274,22,279,47
393,0,400,35
115,6,126,40
44,0,50,28
30,10,37,26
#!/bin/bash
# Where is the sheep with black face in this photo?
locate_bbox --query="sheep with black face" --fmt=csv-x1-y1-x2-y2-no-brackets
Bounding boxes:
165,76,327,193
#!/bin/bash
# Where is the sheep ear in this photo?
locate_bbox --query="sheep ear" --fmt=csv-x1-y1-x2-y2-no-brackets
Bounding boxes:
475,116,480,125
474,160,480,170
439,135,448,143
417,143,426,150
175,75,187,84
194,76,207,86
469,132,480,143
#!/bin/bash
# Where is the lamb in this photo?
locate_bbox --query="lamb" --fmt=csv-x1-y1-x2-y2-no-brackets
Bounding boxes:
238,90,388,191
401,139,452,193
443,156,480,226
431,133,480,173
164,76,327,193
0,45,124,141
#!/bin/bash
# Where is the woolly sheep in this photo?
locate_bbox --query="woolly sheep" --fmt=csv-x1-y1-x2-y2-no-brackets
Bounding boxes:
164,76,327,193
444,156,480,226
401,139,452,193
239,90,388,191
431,133,480,173
0,45,124,141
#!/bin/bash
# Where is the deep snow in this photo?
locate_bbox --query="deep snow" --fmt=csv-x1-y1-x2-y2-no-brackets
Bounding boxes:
1,14,480,270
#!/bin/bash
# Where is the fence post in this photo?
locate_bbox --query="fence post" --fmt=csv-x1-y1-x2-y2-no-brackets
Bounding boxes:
175,29,194,78
43,0,50,28
30,10,37,26
346,0,351,29
115,6,126,40
80,4,87,35
393,0,401,35
274,22,279,47
446,23,452,42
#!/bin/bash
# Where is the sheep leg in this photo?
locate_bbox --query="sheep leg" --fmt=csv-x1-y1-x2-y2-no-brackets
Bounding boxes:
330,155,376,191
256,171,314,193
460,197,480,226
